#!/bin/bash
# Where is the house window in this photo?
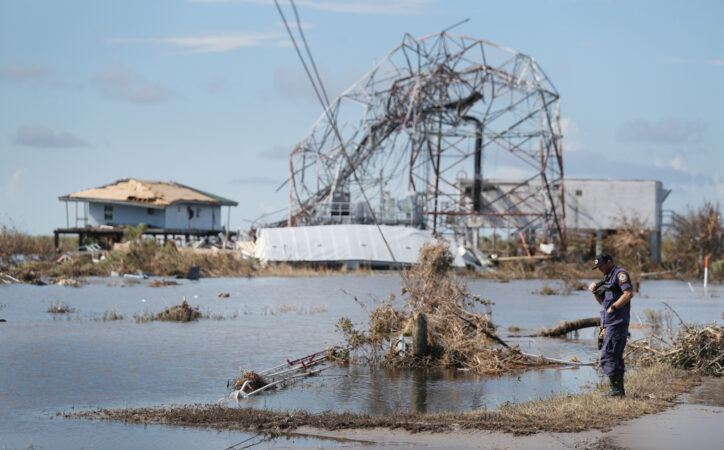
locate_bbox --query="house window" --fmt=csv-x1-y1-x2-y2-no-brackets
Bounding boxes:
196,208,200,218
147,208,154,215
575,189,583,196
104,205,113,221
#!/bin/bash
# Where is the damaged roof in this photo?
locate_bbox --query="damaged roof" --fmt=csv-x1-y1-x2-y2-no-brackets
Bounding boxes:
59,178,238,207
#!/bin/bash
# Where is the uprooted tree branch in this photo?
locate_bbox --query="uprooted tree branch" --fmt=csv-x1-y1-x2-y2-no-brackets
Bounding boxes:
336,241,555,375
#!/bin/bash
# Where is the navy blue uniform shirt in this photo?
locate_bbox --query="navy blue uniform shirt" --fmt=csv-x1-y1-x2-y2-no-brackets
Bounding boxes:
600,266,633,327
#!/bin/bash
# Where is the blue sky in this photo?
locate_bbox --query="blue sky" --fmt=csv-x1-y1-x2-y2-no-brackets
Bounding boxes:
1,0,722,234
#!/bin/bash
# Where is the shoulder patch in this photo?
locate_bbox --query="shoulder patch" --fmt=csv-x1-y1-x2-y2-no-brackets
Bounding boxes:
618,272,629,283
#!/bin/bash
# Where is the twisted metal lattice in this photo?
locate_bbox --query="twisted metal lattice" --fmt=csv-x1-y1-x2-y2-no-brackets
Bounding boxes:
286,31,566,247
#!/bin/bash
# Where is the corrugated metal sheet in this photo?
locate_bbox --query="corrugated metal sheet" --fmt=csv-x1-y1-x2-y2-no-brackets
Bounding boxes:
254,224,464,267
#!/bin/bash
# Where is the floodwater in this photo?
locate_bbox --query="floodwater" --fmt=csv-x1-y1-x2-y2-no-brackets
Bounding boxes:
1,276,721,449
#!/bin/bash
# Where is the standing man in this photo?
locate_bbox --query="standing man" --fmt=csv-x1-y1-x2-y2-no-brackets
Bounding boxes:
588,253,634,397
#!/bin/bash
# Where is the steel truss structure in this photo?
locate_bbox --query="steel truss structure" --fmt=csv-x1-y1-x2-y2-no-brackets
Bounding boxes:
285,31,566,249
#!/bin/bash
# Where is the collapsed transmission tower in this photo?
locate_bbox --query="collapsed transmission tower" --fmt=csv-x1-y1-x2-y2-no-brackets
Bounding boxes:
285,31,566,249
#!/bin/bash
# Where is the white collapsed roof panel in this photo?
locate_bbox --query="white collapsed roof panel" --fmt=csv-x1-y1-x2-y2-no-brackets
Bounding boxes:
254,224,464,267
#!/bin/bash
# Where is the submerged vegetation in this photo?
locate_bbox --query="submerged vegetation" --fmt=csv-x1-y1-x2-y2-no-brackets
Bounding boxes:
132,300,202,323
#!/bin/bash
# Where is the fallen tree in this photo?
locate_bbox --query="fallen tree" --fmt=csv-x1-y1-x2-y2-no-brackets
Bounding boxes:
533,317,601,337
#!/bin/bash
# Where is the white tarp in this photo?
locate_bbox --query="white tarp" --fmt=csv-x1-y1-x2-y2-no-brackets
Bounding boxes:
254,224,464,267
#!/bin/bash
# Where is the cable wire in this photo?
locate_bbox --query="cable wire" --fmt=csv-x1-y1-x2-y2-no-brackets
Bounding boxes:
274,0,413,291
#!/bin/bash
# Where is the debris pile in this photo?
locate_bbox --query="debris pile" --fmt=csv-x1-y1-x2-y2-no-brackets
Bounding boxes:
155,300,201,322
337,241,553,375
626,324,723,377
229,349,334,399
234,371,270,393
663,325,723,376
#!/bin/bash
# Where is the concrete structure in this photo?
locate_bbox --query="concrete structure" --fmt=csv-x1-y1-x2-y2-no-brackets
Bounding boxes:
464,178,669,261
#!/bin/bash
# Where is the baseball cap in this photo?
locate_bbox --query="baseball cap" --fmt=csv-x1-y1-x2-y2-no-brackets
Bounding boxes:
592,253,612,270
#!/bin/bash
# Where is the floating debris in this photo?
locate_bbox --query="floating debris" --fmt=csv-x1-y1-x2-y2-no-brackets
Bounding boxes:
47,300,74,314
55,278,82,287
218,292,230,298
155,300,201,322
233,371,269,393
229,348,339,399
149,279,182,288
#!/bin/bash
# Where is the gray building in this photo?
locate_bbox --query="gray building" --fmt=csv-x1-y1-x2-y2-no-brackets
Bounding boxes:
460,178,670,261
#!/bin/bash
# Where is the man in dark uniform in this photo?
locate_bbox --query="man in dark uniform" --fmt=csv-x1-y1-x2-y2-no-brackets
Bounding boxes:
588,253,634,397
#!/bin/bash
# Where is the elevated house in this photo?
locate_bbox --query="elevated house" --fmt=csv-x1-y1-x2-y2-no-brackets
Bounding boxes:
55,178,238,250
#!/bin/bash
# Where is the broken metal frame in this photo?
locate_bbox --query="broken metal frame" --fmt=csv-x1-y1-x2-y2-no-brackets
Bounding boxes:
284,31,567,249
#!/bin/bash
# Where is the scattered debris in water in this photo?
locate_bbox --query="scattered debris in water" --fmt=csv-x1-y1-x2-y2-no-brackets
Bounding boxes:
149,279,182,287
234,371,270,393
218,292,230,298
536,283,558,295
55,278,82,287
229,348,340,399
154,300,201,322
47,300,75,314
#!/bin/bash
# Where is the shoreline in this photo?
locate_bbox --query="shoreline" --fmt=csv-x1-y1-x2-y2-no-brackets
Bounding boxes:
67,364,705,437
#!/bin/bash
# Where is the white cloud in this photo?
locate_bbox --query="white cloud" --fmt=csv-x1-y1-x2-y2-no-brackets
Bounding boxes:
560,117,586,152
6,169,26,197
654,154,694,175
13,126,89,148
0,63,49,81
93,62,171,104
111,32,289,54
189,0,435,15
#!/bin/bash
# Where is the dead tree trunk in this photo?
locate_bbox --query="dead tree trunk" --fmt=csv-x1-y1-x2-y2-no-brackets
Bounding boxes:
412,313,428,357
534,317,601,337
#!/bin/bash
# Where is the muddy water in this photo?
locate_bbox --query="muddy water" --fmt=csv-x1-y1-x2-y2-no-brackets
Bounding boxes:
0,276,721,449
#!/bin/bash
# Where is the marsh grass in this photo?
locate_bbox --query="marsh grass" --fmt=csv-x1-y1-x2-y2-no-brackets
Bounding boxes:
70,362,698,435
47,300,74,314
536,283,558,295
202,309,240,320
102,309,124,321
0,223,75,265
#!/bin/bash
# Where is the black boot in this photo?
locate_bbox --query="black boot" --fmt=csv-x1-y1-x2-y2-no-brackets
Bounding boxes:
601,375,625,397
613,374,625,397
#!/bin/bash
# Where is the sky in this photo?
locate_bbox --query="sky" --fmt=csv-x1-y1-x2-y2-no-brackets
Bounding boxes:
1,0,722,235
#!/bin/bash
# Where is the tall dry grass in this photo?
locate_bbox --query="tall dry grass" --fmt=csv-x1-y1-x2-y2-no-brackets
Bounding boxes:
664,201,723,277
0,223,75,266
